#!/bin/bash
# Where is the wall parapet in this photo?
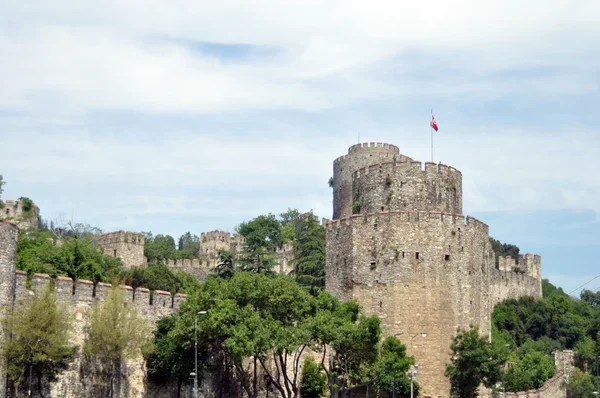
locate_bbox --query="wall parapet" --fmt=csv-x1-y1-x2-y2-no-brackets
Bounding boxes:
13,271,188,313
97,230,144,246
326,211,488,233
352,160,462,180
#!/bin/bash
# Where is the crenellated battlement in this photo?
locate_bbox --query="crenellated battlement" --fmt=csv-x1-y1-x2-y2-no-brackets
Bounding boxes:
200,230,232,243
97,230,144,246
352,160,463,180
97,230,146,268
0,200,40,230
326,210,488,233
15,271,188,313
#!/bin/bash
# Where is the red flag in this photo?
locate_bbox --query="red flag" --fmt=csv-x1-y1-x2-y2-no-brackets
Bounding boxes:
430,115,438,131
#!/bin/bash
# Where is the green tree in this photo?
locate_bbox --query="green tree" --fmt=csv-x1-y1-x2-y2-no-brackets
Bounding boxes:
445,325,505,398
177,232,200,259
236,214,283,274
215,249,236,279
543,279,567,298
144,233,176,261
567,368,596,398
16,230,123,282
581,290,600,308
374,336,419,396
504,350,555,392
293,214,326,295
83,286,152,396
300,356,327,398
574,336,597,371
2,286,77,395
280,208,301,242
17,196,34,213
145,314,194,397
489,237,520,266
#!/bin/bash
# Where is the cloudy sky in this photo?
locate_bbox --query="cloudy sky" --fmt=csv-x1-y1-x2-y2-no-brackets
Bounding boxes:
1,1,599,294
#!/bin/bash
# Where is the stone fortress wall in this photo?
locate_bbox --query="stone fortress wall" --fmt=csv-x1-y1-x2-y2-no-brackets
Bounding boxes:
97,227,295,280
351,160,462,215
0,200,40,230
0,221,188,397
96,230,146,268
326,143,543,398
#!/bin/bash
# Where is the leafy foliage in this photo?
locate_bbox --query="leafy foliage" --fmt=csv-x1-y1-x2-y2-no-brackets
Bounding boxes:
236,214,283,274
374,336,419,395
177,232,200,259
300,357,327,398
145,314,196,395
445,325,505,398
293,213,326,295
120,261,192,293
542,278,568,298
489,237,520,266
149,272,382,398
17,196,34,213
492,294,588,349
567,368,596,398
83,286,151,396
504,350,556,392
2,285,77,394
215,249,236,279
17,230,123,282
144,233,177,261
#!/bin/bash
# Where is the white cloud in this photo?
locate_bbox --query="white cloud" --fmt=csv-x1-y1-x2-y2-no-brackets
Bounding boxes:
1,1,599,114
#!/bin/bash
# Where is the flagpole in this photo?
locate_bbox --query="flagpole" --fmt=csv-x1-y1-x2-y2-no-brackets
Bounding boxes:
431,109,433,163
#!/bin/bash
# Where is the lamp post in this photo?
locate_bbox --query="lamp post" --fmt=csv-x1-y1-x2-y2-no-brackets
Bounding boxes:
408,364,419,398
395,331,427,398
502,343,510,398
195,311,207,398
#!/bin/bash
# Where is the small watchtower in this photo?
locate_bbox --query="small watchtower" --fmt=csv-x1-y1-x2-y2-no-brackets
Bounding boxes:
97,231,146,268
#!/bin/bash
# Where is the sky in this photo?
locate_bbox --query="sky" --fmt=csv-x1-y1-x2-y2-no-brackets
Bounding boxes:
1,1,599,295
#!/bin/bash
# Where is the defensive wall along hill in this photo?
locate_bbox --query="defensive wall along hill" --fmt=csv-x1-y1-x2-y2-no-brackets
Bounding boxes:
326,143,543,398
0,221,188,397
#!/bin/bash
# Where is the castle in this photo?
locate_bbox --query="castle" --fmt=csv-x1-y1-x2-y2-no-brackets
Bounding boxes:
0,142,544,397
325,142,542,397
95,229,295,277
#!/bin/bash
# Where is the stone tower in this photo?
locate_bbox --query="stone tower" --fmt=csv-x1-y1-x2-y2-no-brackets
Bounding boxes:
0,200,40,230
97,231,146,268
326,143,542,397
0,221,18,397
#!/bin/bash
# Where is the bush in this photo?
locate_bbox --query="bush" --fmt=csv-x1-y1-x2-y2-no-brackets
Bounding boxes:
300,357,327,398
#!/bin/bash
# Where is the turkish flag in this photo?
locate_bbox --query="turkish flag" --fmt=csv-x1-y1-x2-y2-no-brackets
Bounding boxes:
430,115,438,131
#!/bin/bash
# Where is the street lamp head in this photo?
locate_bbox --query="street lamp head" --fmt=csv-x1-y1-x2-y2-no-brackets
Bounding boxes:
395,331,404,336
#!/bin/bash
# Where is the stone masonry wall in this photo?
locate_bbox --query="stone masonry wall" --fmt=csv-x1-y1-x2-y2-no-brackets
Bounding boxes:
333,142,407,220
97,230,146,268
326,211,542,397
159,257,214,281
0,221,18,398
352,160,462,215
0,200,39,230
9,271,187,397
326,142,542,398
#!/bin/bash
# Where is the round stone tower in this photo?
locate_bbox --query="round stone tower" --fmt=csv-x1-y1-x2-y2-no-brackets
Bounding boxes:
333,142,408,219
351,160,462,215
0,221,18,397
326,143,542,398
